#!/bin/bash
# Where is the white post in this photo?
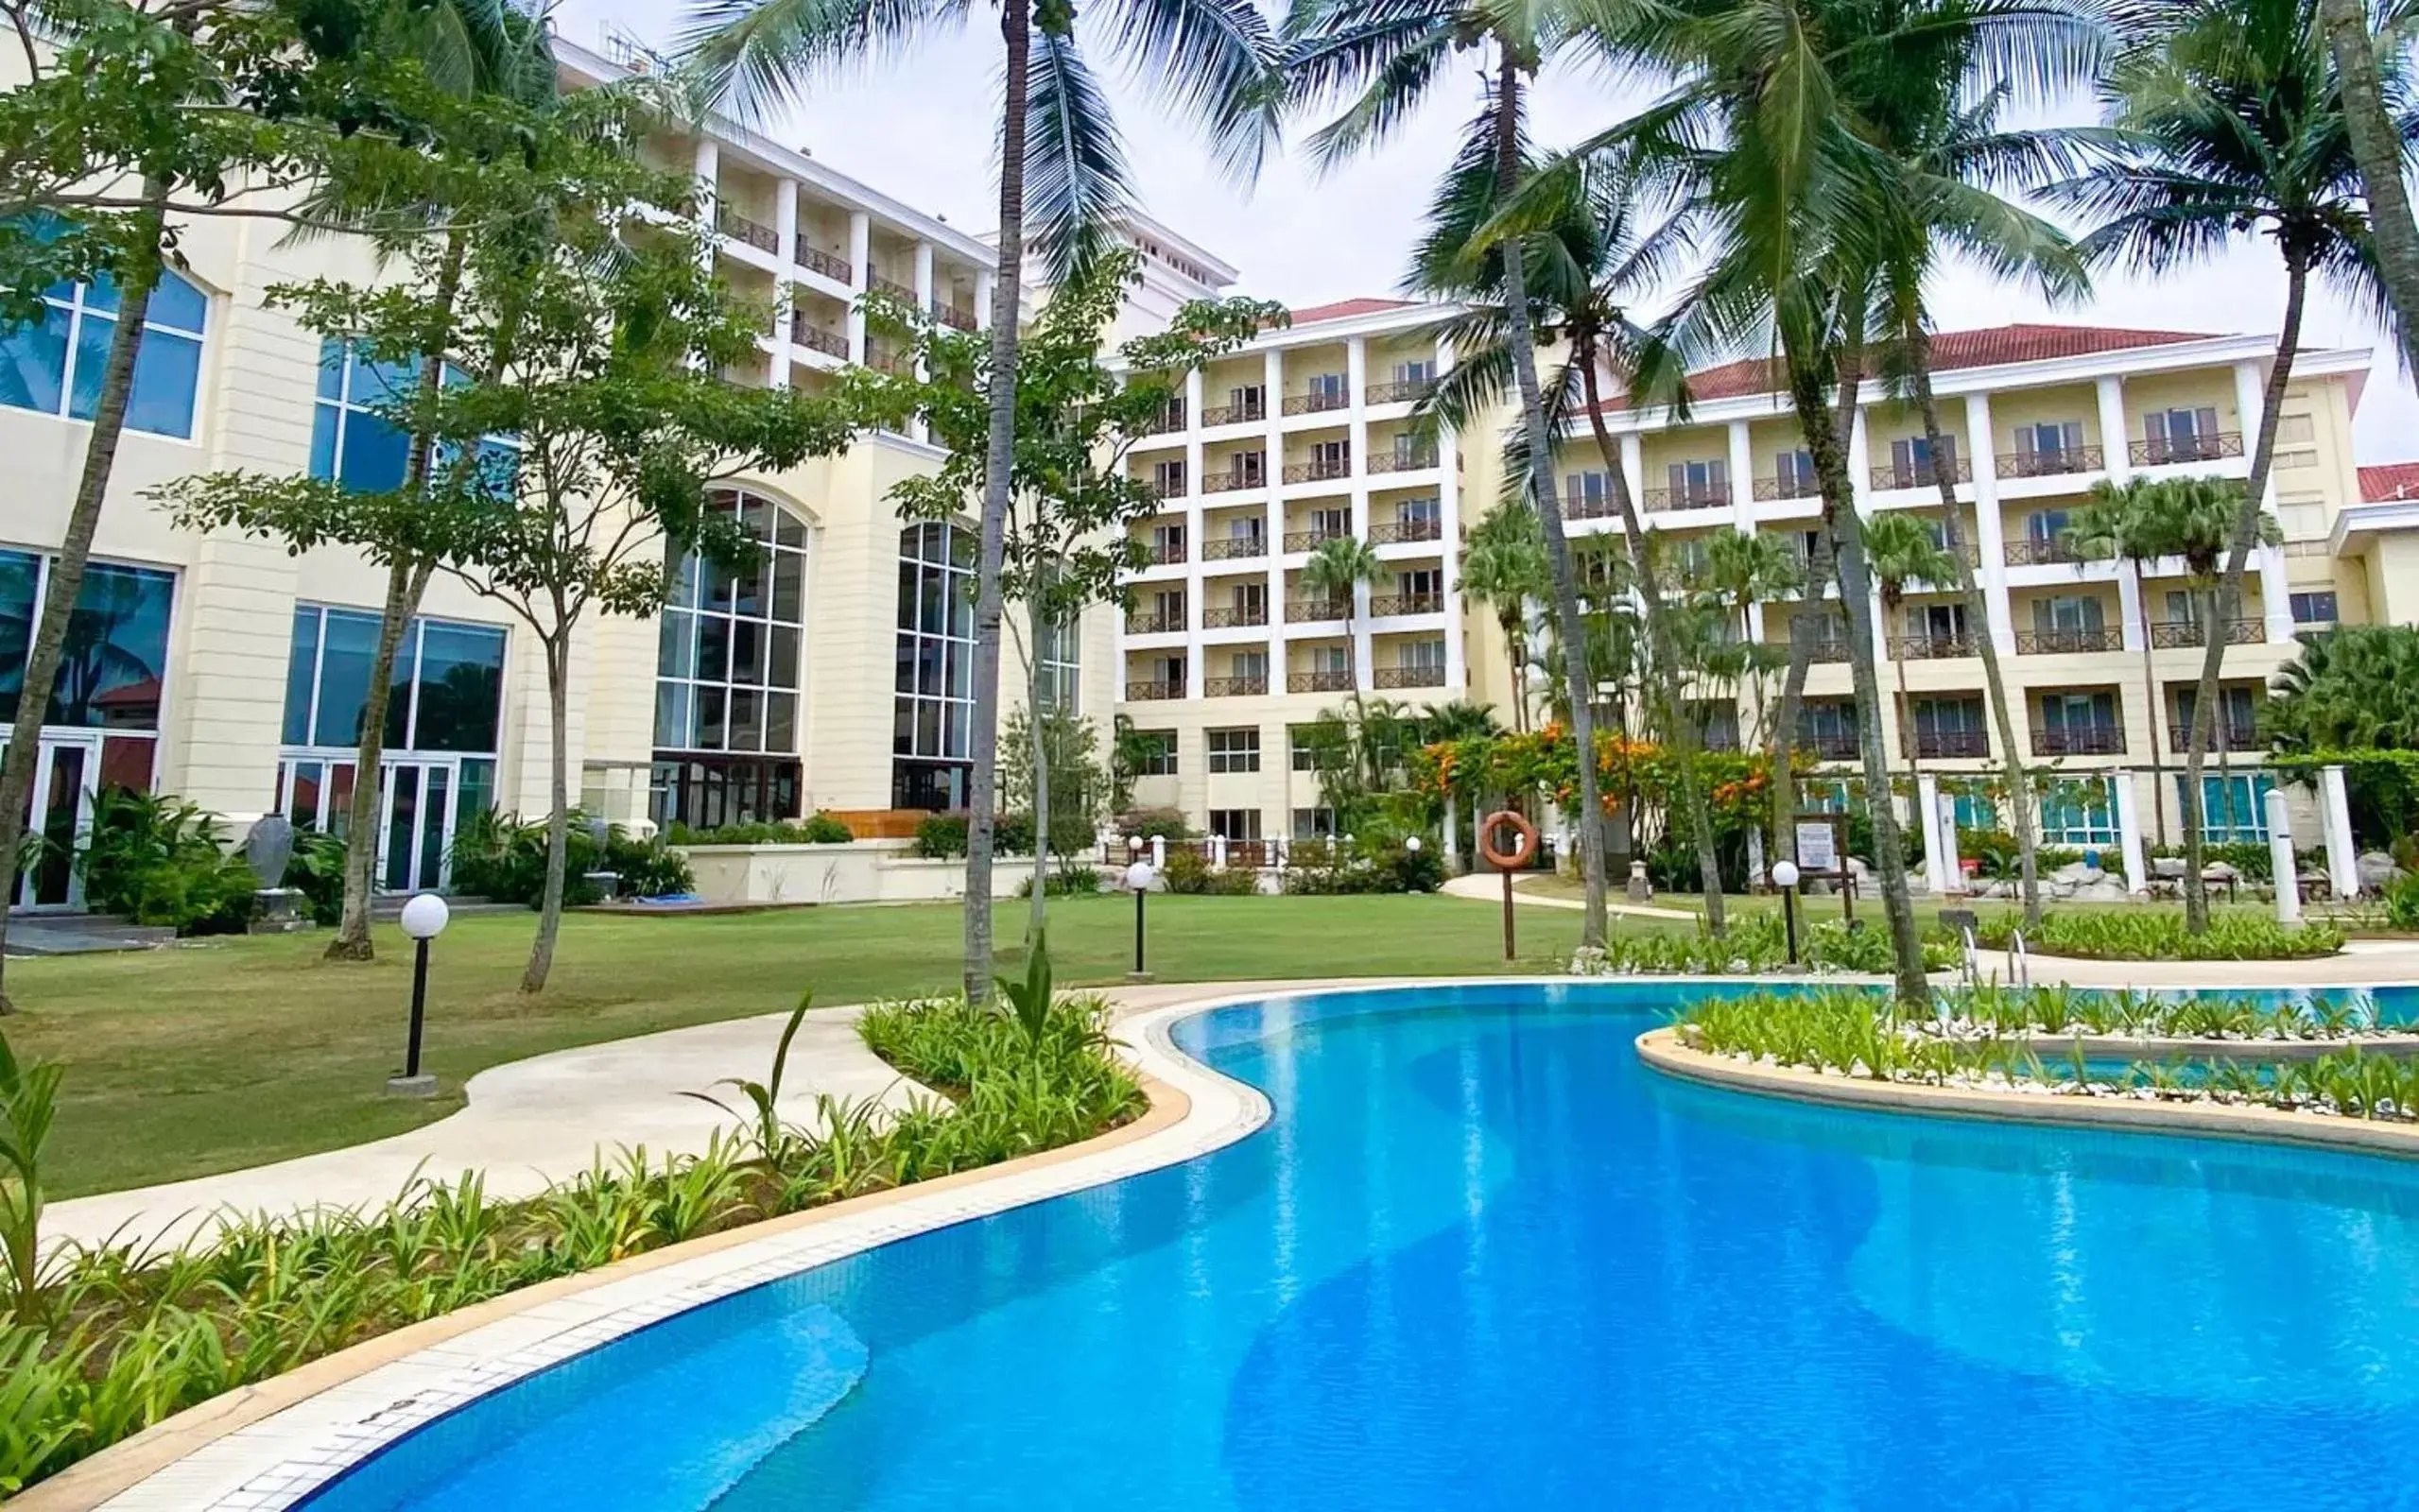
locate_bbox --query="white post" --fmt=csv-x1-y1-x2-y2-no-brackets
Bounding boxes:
2233,360,2296,644
2266,787,2299,921
1939,790,1964,895
1151,834,1166,870
1746,825,1766,892
1211,833,1229,869
2321,764,2360,898
2115,767,2150,894
845,211,871,364
2095,375,2132,482
1917,771,1951,896
974,268,996,333
770,179,799,389
1443,794,1461,871
1963,391,2014,654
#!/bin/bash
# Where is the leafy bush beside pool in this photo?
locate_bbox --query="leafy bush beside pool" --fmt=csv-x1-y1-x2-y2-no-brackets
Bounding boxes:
1971,909,2343,961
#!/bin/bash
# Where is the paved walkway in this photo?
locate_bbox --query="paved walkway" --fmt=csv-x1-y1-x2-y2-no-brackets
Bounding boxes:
1439,871,1697,919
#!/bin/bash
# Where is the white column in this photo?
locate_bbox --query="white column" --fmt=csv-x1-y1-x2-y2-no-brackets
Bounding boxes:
2234,360,2294,642
912,241,935,317
1917,771,1951,896
845,211,871,364
769,179,799,389
2114,768,2149,894
1345,338,1374,681
975,268,996,333
2096,375,2132,481
2321,764,2360,898
692,140,722,283
1847,404,1873,515
2265,787,2300,921
1617,433,1645,512
1940,789,1964,894
1725,420,1754,534
1436,335,1466,692
1963,390,2013,653
2117,562,2146,653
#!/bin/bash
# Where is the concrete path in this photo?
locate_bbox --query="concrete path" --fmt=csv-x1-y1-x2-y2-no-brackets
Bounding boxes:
1439,871,1697,920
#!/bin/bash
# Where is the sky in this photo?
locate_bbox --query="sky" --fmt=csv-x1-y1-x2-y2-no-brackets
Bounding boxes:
563,0,2415,465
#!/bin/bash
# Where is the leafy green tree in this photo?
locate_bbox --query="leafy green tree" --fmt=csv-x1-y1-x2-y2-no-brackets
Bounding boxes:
2053,0,2391,930
685,0,1281,1002
2268,625,2419,751
1459,505,1549,730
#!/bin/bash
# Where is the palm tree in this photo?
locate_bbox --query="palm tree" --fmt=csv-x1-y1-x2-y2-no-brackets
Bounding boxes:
2051,0,2391,932
1460,505,1550,730
1702,530,1801,751
1303,532,1385,660
686,0,1277,998
2072,476,2178,845
2267,624,2419,750
1861,511,1957,787
2316,0,2419,374
1282,0,1620,947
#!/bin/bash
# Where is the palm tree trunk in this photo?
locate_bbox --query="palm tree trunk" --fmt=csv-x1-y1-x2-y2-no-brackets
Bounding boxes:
961,0,1033,1002
0,182,167,1013
2183,255,2306,934
329,232,467,959
1580,360,1723,930
521,634,570,993
1890,627,1916,787
2321,0,2419,374
1911,369,2039,925
1493,54,1607,947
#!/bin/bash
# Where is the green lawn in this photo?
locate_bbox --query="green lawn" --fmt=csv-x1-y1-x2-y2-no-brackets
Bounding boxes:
8,893,1592,1198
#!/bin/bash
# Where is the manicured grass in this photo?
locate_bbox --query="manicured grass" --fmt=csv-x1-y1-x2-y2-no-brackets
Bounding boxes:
7,893,1590,1197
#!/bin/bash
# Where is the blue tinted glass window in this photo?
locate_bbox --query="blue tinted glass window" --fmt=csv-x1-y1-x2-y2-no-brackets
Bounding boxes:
313,339,421,491
0,549,36,719
0,304,69,416
311,608,381,747
127,328,202,438
283,609,320,746
0,556,175,729
287,605,504,756
410,621,505,752
0,270,205,436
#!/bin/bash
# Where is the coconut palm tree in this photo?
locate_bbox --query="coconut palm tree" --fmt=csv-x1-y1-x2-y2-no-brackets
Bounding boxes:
1303,532,1385,659
2072,476,2179,845
2050,0,2393,932
685,0,1278,997
1702,529,1802,750
2316,0,2419,373
1460,505,1550,730
1861,510,1958,786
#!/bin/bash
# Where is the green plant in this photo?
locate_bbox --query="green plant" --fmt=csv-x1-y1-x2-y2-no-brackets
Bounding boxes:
683,990,814,1165
994,936,1055,1045
1016,866,1101,898
663,813,855,846
283,828,349,926
1161,847,1254,896
75,791,257,936
0,1030,60,1326
447,811,692,907
1971,909,2341,961
1116,807,1191,841
2383,873,2419,932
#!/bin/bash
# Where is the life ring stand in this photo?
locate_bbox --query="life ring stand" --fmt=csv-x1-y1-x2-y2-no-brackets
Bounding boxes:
1478,810,1538,871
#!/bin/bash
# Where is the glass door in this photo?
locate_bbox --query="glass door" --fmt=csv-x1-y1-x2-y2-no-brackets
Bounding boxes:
6,732,101,911
378,758,462,892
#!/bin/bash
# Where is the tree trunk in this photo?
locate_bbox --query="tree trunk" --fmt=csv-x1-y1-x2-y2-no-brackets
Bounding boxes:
2135,562,2167,847
1493,53,1607,948
961,0,1032,1002
0,183,167,1013
1768,621,1820,868
2321,0,2419,374
1027,601,1049,942
2183,256,2305,935
1890,620,1917,787
328,232,466,959
1785,355,1930,1008
1912,374,2039,926
1580,359,1723,930
521,637,570,994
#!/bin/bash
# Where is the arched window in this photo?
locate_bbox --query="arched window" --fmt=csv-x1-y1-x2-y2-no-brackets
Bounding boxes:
892,520,975,810
0,267,209,438
650,489,810,831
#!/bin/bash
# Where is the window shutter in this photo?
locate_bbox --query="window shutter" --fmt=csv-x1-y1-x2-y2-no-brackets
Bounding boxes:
2016,425,2038,456
1667,462,1685,493
2147,411,2168,443
1892,438,1913,471
2195,406,2218,438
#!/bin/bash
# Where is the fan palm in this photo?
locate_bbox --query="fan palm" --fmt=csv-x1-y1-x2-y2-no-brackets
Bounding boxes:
1861,511,1957,785
684,0,1278,996
2317,0,2419,373
1460,505,1551,730
2048,0,2398,931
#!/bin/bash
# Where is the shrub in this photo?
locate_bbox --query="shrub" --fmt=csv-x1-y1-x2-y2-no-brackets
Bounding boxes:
663,812,855,846
2380,873,2419,933
447,810,692,905
283,828,349,925
1970,908,2341,960
1116,806,1192,841
1281,832,1443,895
1016,866,1101,898
75,791,256,935
1162,847,1254,895
913,812,1034,860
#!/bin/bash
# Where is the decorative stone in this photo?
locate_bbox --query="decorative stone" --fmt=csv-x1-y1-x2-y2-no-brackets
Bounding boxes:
2359,850,2401,891
249,886,309,934
242,814,295,888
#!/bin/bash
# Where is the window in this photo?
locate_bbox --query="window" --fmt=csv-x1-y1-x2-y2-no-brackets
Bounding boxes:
1396,497,1441,530
283,604,506,754
1226,513,1266,548
1207,727,1261,774
1309,506,1350,540
1774,449,1816,496
1208,808,1263,841
2040,690,2117,731
1228,450,1267,488
1399,638,1447,671
891,519,976,810
659,490,808,762
1150,458,1187,497
2289,591,2339,627
1226,384,1266,421
2015,421,2084,461
1152,522,1186,560
2035,595,2105,633
2027,509,2070,542
1888,434,1955,483
1289,725,1322,772
1566,470,1608,507
0,267,208,438
2145,406,2221,463
1310,438,1348,469
1903,603,1968,640
1132,730,1177,777
1913,697,1985,736
1306,372,1346,403
1397,568,1443,598
1392,359,1436,386
1230,648,1269,683
2176,772,2276,842
1292,806,1338,840
1948,790,1997,832
2040,777,2119,848
312,341,415,492
0,549,175,738
1665,456,1727,504
1036,613,1080,714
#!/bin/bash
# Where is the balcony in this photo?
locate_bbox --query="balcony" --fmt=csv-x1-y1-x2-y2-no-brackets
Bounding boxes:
1287,668,1354,693
1284,528,1349,554
1796,636,1853,664
719,210,778,254
1370,593,1444,617
1204,469,1265,495
1888,632,1977,661
1871,457,1972,490
1144,538,1186,566
1282,389,1351,417
2132,432,2243,467
2031,725,2126,757
2015,626,2123,655
870,273,916,301
798,245,852,284
1996,444,2104,479
1643,482,1732,513
1368,517,1443,545
1754,475,1821,502
1564,490,1618,521
1795,730,1861,760
1202,604,1269,628
1374,664,1446,690
1365,379,1434,405
1125,679,1183,700
1143,400,1187,436
2004,536,2083,566
1125,610,1184,634
789,315,848,359
1201,400,1266,426
2169,719,2261,751
2149,618,2265,649
1287,597,1347,622
1201,535,1266,561
1367,447,1440,475
932,301,976,333
1144,474,1188,501
1283,457,1351,484
1909,730,1991,760
1205,675,1268,696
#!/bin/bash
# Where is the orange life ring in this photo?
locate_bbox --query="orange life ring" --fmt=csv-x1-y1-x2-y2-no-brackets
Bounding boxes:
1479,810,1539,871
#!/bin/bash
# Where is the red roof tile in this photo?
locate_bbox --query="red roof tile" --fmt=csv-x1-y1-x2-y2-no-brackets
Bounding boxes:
2359,462,2419,503
1285,297,1416,326
1614,323,2231,407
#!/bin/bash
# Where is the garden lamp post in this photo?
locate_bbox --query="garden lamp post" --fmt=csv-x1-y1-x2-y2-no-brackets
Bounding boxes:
389,892,449,1097
1126,855,1157,982
1771,861,1801,968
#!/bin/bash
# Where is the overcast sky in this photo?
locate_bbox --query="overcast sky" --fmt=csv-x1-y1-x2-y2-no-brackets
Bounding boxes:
565,0,2414,464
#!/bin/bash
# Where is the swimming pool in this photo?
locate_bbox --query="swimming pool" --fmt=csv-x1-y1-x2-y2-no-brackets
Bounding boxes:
302,981,2419,1510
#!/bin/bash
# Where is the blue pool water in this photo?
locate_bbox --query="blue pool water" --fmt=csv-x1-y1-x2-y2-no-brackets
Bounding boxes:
306,982,2419,1510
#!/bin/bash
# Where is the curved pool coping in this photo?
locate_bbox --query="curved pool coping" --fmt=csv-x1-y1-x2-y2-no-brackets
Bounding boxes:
1636,1026,2419,1160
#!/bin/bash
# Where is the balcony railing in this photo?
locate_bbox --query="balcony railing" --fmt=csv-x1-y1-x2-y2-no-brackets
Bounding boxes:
1367,448,1440,475
1202,604,1269,628
1204,469,1265,494
1144,474,1188,501
2003,536,2082,566
1996,444,2104,479
1284,528,1347,553
2031,725,2126,756
1370,593,1444,617
2149,617,2265,649
719,211,778,254
1125,679,1184,700
1888,632,1977,661
1283,457,1352,484
2015,626,2123,655
1643,483,1732,513
1871,458,1972,490
1374,664,1446,690
1797,636,1853,664
1287,668,1355,693
1365,379,1434,405
1795,730,1861,761
789,316,849,359
1201,535,1266,561
933,301,977,333
1282,389,1352,416
1201,401,1266,426
870,274,916,301
1205,675,1268,696
2169,720,2260,751
1754,475,1821,502
1909,730,1991,760
1287,597,1347,623
1368,517,1443,545
1125,610,1184,634
1143,401,1187,436
798,245,852,284
1144,539,1186,565
1564,490,1618,521
2131,433,2243,467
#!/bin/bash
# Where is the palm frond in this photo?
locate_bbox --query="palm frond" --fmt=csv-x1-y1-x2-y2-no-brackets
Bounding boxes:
1024,28,1135,284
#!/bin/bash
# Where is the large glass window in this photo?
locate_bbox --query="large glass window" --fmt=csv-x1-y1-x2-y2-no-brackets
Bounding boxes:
0,549,175,730
281,605,505,753
310,338,520,496
0,269,209,438
2176,771,2276,843
893,519,976,810
1035,613,1080,714
2040,777,2119,848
